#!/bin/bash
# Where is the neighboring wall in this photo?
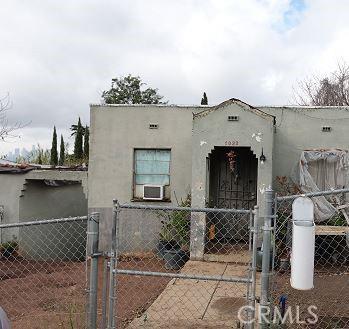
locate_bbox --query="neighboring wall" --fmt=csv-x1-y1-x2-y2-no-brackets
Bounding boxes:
19,179,87,221
0,170,88,253
0,174,26,243
18,177,87,260
88,104,195,251
262,106,349,185
26,170,88,197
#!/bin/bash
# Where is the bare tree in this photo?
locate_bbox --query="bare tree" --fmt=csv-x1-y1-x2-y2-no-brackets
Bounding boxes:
0,94,24,141
294,62,349,106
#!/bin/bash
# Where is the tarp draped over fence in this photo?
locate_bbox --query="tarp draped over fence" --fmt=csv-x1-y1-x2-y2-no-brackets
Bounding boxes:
292,149,349,222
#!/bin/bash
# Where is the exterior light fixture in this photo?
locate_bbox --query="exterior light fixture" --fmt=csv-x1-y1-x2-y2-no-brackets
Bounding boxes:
260,148,266,164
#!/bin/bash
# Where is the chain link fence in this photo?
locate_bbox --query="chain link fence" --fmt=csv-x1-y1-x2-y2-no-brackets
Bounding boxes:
105,202,259,328
0,216,89,329
271,190,349,328
2,189,347,328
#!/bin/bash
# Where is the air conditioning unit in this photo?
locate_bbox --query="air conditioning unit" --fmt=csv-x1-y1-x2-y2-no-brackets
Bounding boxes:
143,185,164,200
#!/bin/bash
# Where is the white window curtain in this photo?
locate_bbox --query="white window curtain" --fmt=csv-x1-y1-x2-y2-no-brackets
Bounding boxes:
135,149,171,185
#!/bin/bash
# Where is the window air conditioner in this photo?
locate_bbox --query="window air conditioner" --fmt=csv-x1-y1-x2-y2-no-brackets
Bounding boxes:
143,185,164,200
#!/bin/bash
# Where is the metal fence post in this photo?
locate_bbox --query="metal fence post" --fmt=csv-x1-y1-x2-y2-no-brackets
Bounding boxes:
101,256,109,329
88,212,100,329
246,209,253,321
107,200,119,329
247,205,259,329
260,188,273,328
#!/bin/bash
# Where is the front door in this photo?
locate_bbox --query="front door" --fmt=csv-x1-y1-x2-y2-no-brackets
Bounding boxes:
208,147,257,242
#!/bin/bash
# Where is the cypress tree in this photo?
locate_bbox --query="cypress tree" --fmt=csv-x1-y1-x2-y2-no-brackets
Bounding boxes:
201,92,208,105
37,150,43,165
83,126,89,161
74,117,83,160
50,126,58,166
59,134,65,166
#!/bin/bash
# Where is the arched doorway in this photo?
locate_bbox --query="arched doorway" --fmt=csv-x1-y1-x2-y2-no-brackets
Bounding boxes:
208,146,258,210
206,147,257,251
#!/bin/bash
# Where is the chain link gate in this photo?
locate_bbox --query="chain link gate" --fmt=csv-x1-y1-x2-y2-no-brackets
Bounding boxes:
269,188,349,328
103,201,260,328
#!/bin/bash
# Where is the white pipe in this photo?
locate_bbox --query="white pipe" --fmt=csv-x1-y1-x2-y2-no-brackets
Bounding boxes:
290,197,315,290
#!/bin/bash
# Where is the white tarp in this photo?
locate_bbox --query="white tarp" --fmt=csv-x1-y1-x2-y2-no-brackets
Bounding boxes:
292,149,349,223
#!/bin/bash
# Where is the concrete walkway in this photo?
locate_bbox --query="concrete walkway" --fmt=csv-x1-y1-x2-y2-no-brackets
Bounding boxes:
128,259,260,328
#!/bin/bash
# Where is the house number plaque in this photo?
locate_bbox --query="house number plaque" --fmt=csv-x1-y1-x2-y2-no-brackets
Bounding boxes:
224,140,239,146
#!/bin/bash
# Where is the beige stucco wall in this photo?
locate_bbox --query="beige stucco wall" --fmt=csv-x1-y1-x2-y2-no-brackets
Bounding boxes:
261,106,349,182
88,104,196,251
18,178,87,260
88,101,349,253
0,170,88,245
190,101,274,259
26,169,88,197
88,104,194,207
0,174,26,243
19,178,87,221
191,101,274,209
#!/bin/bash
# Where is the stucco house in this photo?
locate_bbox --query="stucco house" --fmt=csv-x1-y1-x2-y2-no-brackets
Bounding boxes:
88,98,349,257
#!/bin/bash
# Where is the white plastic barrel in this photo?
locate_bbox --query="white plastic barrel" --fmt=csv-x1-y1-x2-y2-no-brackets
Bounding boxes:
290,197,315,290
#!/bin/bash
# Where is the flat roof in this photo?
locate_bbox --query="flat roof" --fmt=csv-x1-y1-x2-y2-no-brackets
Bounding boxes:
91,103,349,110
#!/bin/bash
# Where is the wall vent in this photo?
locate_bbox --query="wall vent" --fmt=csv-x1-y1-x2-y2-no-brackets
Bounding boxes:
149,123,159,129
228,115,239,121
322,126,332,132
143,185,164,200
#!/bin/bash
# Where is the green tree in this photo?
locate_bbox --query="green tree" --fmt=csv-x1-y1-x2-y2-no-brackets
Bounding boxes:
102,74,166,104
70,124,87,137
37,151,43,165
50,126,58,166
83,125,89,161
201,92,208,105
74,118,83,160
59,134,65,166
36,146,50,165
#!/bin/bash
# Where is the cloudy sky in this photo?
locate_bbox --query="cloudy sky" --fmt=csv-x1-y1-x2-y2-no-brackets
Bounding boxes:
1,0,349,155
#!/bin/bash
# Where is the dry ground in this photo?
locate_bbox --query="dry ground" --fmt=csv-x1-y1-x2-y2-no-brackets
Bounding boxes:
272,268,349,328
0,256,171,328
1,255,348,329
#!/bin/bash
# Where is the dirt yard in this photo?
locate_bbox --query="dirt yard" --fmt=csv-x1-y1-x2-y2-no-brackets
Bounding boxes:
272,268,349,328
114,255,173,328
0,255,171,328
2,254,347,329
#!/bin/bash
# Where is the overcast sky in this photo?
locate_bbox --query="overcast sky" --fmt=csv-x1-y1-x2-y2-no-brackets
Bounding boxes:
1,0,349,155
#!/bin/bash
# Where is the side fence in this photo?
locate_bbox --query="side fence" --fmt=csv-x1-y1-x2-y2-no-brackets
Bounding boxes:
268,188,349,328
1,188,348,328
0,213,101,329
